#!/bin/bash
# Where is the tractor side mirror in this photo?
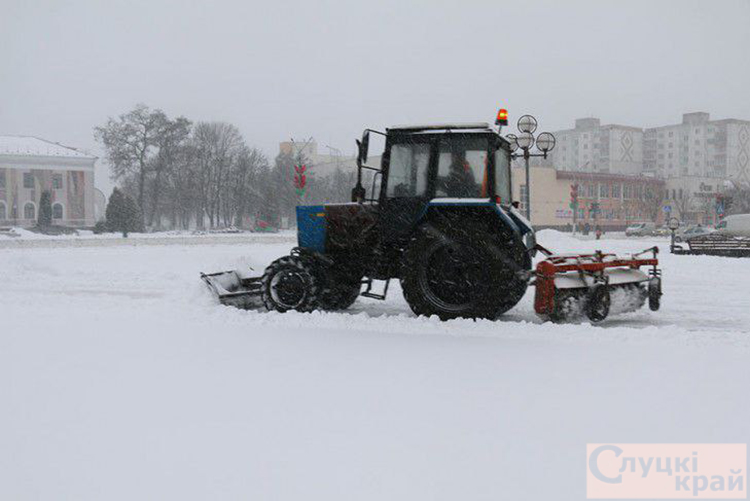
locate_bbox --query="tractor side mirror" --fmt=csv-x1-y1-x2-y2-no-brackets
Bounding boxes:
357,130,370,165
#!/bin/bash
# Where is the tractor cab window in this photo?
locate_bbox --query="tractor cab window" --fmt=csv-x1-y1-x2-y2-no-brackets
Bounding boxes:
435,137,488,198
494,146,511,203
386,142,430,197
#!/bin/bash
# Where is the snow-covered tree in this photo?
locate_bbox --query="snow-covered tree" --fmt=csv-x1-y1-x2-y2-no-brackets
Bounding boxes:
106,188,144,237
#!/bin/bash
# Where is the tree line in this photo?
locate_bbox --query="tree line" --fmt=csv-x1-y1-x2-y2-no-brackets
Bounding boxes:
95,104,356,231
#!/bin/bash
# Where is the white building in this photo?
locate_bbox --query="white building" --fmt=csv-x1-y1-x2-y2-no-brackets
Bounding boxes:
644,112,750,184
0,135,97,228
546,118,643,175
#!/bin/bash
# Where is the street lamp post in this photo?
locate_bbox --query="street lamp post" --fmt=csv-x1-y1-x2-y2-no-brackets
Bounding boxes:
504,115,556,221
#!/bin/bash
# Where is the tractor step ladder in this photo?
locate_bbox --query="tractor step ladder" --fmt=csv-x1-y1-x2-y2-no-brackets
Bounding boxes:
361,278,390,301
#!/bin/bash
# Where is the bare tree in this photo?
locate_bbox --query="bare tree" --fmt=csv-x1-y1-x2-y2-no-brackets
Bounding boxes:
191,122,244,228
226,146,268,227
95,104,167,215
723,184,750,215
637,185,665,223
148,116,191,227
673,192,695,222
163,141,200,230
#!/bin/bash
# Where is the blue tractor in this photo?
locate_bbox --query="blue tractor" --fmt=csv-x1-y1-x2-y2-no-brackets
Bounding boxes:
204,120,536,320
202,116,663,322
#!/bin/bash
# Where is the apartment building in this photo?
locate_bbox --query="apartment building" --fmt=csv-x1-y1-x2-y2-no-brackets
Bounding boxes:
546,118,644,175
643,112,750,184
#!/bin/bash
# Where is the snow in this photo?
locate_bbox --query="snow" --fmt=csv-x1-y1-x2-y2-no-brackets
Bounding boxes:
1,230,749,500
0,135,96,159
0,228,298,248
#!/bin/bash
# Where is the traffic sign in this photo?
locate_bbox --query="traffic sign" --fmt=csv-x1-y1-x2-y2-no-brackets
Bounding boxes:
662,205,672,213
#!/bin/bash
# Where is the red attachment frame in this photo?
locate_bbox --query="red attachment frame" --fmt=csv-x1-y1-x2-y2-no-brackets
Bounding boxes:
533,246,659,316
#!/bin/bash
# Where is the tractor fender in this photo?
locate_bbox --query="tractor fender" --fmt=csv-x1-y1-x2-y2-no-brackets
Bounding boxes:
417,200,531,270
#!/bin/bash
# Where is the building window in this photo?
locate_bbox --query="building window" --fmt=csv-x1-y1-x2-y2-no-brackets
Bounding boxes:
0,170,5,188
599,183,610,198
23,173,35,189
52,174,63,190
587,184,596,197
24,202,35,220
0,202,6,220
611,184,621,198
52,203,64,220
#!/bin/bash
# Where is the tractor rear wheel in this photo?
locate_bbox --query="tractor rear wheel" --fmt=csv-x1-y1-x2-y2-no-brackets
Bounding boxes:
261,255,321,313
400,225,528,320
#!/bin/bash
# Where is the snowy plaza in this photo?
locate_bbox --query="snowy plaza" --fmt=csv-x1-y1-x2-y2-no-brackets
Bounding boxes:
2,230,748,500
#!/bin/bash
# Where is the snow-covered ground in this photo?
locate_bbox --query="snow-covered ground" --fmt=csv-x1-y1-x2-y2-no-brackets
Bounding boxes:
1,230,748,500
0,227,297,248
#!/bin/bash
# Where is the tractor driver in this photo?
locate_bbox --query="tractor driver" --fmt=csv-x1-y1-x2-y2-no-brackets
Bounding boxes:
437,150,480,198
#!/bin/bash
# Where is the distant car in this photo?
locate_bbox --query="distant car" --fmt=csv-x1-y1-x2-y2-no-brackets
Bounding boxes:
717,214,750,237
674,224,714,242
625,222,657,237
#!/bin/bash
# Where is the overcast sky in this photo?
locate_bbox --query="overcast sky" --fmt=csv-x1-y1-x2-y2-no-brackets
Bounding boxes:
2,0,749,194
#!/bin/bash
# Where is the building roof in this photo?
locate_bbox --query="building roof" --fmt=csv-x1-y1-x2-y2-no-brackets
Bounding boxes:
0,135,96,159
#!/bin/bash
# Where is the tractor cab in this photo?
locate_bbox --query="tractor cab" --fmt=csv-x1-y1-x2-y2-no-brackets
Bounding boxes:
348,123,527,247
354,123,513,205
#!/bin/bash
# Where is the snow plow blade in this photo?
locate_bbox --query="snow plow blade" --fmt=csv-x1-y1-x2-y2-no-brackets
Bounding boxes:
533,246,661,323
200,270,263,309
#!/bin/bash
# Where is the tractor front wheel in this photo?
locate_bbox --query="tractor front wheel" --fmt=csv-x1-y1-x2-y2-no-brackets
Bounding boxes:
400,225,527,320
261,255,321,313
